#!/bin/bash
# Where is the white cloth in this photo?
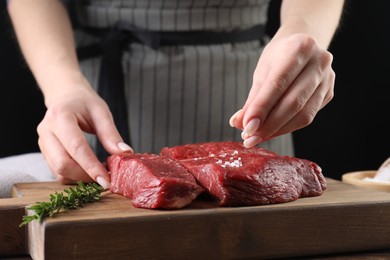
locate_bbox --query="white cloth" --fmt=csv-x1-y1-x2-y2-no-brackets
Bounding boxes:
0,153,55,198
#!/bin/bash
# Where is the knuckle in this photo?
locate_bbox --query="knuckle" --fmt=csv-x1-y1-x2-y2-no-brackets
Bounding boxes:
323,51,334,64
319,51,333,71
300,107,318,127
323,71,336,105
292,34,316,56
39,106,74,133
45,104,74,123
270,75,289,94
288,95,307,114
325,90,335,105
44,105,62,120
37,110,56,134
329,70,336,82
52,157,74,177
36,121,44,135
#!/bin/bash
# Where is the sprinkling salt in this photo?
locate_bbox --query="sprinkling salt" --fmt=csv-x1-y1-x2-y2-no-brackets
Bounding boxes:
219,159,243,168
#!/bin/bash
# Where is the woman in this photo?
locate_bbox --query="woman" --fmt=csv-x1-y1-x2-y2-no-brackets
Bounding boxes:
4,0,344,192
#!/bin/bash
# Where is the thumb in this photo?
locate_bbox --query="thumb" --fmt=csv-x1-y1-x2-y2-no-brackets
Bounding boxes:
229,108,247,130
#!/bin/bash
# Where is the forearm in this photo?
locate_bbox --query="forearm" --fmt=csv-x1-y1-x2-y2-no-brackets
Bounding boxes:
277,0,345,48
8,0,86,107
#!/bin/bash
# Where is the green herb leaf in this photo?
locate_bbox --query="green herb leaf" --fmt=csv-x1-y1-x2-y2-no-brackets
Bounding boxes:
19,181,105,227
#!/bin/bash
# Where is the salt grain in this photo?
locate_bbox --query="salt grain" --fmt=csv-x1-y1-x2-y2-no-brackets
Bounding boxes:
214,151,243,168
217,159,243,168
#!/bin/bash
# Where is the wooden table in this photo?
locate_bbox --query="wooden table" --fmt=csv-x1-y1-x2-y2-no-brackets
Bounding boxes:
1,179,390,259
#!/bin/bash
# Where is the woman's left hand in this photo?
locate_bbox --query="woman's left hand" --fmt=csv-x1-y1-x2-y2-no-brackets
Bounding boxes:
230,33,335,147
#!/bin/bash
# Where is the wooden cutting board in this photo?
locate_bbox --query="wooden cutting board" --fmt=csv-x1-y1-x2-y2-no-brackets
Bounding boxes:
2,178,390,260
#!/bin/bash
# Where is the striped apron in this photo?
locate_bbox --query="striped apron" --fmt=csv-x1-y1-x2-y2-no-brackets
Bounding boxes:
73,0,294,157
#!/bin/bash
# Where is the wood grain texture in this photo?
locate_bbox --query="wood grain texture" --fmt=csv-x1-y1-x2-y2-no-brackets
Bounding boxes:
0,182,66,257
2,179,390,259
0,202,27,256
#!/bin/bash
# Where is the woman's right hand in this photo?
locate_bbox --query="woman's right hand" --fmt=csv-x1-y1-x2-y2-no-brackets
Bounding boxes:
37,78,132,189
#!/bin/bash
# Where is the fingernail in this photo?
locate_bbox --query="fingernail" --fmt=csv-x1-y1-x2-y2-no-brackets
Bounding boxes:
96,176,111,190
229,110,241,127
242,118,260,137
241,131,249,140
118,142,133,152
243,135,262,148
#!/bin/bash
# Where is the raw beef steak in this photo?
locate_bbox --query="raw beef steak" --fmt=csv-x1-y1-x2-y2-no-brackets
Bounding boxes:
162,142,326,206
161,141,276,160
108,152,203,209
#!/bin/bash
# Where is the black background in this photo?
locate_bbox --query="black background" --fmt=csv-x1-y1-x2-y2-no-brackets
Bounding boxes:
1,0,389,180
0,2,46,157
292,0,390,179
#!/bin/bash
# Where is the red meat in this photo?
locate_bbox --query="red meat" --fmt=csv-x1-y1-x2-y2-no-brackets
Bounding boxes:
108,152,203,209
162,142,326,206
161,141,276,160
107,141,326,209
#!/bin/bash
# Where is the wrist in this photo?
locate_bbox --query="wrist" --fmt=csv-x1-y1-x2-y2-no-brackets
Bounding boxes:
38,68,94,107
275,17,317,42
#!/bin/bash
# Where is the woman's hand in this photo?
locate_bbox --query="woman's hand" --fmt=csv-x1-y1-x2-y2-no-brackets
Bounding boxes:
230,33,335,147
8,0,134,188
37,79,132,188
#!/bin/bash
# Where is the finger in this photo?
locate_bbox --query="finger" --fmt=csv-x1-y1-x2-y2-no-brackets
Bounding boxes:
229,109,244,129
252,51,332,140
229,46,274,130
51,112,111,189
320,69,335,109
267,74,332,138
240,50,272,111
243,135,262,148
88,105,133,154
241,35,317,128
37,123,93,183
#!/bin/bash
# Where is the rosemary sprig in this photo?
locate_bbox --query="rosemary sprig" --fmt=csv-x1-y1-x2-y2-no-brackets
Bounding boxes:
20,181,105,227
